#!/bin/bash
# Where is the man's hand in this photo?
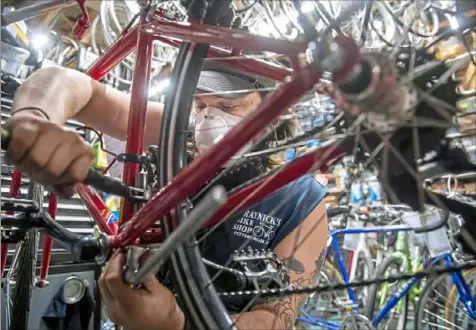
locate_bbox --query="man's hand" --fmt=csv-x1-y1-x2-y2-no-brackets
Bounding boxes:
99,251,185,330
4,111,94,197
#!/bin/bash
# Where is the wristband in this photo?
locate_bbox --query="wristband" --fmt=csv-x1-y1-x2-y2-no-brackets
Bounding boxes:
12,107,51,121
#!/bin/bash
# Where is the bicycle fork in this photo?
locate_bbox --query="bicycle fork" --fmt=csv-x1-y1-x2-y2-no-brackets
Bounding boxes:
445,254,476,321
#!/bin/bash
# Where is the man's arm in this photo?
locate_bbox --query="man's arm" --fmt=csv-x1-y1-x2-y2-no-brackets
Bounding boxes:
232,200,329,329
12,67,163,146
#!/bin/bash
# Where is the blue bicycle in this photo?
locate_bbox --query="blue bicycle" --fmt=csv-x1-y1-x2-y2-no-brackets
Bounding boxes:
298,220,476,330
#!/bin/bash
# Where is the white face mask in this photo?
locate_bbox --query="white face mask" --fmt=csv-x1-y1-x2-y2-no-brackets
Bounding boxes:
194,107,251,166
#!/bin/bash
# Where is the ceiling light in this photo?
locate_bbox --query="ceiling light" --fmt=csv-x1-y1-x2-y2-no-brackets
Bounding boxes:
31,33,48,49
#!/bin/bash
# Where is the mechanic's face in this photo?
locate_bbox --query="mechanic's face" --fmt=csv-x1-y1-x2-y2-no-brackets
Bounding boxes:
193,91,262,118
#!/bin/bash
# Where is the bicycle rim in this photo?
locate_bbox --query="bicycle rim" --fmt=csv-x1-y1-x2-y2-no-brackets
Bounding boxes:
445,268,476,329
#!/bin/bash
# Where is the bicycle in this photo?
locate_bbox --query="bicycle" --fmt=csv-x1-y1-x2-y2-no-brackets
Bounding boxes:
299,208,476,329
1,1,476,329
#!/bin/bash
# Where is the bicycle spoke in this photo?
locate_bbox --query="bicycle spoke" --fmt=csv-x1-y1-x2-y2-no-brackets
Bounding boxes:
412,116,426,210
358,134,401,204
374,129,449,211
422,308,465,330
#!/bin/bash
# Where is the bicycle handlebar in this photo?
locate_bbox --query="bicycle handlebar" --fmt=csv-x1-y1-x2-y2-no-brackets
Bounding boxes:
1,0,89,38
1,127,147,202
327,201,450,233
1,0,76,27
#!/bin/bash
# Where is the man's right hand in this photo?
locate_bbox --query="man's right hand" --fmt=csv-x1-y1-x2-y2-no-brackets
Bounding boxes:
4,110,94,197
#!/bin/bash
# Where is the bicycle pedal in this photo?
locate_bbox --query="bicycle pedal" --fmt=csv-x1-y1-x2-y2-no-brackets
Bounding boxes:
232,248,276,262
336,299,359,310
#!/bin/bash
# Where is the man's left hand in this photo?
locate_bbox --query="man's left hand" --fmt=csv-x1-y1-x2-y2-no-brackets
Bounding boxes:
99,251,185,330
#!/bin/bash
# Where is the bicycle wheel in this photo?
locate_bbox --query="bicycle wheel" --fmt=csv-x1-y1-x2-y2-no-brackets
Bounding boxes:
363,255,409,329
8,182,43,330
300,260,350,324
415,267,476,330
156,1,476,329
353,250,374,309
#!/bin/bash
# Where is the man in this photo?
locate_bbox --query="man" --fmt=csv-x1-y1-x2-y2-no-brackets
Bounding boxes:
4,65,328,329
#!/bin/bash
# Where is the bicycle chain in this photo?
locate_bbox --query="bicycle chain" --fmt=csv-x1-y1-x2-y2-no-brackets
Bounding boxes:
218,259,476,299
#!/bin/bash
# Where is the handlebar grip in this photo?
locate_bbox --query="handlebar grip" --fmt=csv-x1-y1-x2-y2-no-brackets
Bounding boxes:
1,127,11,151
1,127,138,200
84,168,136,199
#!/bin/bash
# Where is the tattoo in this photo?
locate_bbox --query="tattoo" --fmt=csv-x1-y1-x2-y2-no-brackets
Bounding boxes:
257,276,312,329
283,257,305,274
254,254,326,329
310,251,326,285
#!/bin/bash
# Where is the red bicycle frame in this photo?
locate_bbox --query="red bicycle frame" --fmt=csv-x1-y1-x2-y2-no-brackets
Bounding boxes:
5,11,358,281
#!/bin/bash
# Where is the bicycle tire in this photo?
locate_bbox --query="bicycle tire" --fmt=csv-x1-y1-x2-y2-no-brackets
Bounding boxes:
415,268,476,330
8,182,43,330
353,250,374,308
156,2,235,329
363,254,409,328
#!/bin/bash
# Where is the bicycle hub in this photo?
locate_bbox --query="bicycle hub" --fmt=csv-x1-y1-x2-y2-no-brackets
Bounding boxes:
338,53,418,133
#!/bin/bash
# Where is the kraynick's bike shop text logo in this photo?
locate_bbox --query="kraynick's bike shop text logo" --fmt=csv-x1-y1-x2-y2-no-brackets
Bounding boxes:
232,210,282,245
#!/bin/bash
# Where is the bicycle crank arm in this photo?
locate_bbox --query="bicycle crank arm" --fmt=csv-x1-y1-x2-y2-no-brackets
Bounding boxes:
1,127,147,203
36,212,106,262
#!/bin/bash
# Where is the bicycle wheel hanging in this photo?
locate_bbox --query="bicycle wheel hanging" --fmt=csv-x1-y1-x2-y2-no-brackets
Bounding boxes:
155,1,476,329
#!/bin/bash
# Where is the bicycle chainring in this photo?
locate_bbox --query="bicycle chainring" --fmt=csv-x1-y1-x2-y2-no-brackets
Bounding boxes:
231,248,289,291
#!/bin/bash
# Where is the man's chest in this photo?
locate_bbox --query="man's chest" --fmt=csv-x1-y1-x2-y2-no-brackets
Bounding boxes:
201,207,288,266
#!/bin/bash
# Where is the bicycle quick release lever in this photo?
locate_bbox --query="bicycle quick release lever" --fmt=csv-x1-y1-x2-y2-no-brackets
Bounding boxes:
0,127,147,203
